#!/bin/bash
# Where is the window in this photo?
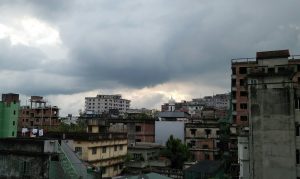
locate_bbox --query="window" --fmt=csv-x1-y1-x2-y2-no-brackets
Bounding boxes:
240,103,248,109
88,126,92,133
102,147,107,153
119,145,123,150
204,154,210,160
135,126,141,132
114,146,117,151
295,98,300,109
92,147,97,155
75,147,82,153
190,129,196,135
190,140,196,147
203,145,209,149
232,91,236,99
240,79,245,86
12,131,14,136
296,124,300,136
268,67,275,73
114,165,118,171
232,67,236,75
232,79,236,87
240,116,248,121
232,115,237,123
233,103,237,111
13,110,16,115
135,139,141,142
205,129,211,138
239,67,247,74
240,91,248,97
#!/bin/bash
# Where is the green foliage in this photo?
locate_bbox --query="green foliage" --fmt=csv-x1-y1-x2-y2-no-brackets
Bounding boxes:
161,135,191,169
47,123,86,133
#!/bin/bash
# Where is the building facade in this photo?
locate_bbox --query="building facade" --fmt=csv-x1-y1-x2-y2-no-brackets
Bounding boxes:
235,50,300,178
0,93,20,138
73,133,128,178
85,94,130,115
18,96,60,129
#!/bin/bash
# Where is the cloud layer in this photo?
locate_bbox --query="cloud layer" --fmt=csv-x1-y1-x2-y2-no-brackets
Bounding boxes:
1,0,300,115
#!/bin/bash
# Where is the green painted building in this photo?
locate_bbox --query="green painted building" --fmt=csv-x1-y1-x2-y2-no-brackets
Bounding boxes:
0,93,20,138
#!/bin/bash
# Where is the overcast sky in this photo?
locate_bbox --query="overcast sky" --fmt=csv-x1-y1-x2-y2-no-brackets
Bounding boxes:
1,0,300,116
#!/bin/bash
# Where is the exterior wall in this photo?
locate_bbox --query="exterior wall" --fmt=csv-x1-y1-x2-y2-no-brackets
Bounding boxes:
109,121,155,145
238,136,249,179
19,107,60,128
155,121,185,145
231,61,256,127
185,124,219,161
0,99,20,138
85,94,130,114
73,138,127,177
246,56,300,179
249,83,297,179
0,139,59,179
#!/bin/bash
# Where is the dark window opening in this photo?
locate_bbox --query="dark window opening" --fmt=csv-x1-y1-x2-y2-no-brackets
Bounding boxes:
135,126,142,132
296,124,300,136
203,144,209,149
205,129,211,138
232,91,236,99
204,154,210,160
13,121,15,126
239,67,247,74
190,129,196,135
232,79,236,87
102,147,106,153
240,103,248,109
232,67,236,75
268,67,275,73
92,147,97,155
240,116,248,121
135,139,142,142
240,91,248,97
233,103,237,111
240,79,245,86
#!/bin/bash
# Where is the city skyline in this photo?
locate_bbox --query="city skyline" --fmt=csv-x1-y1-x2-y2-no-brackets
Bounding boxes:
1,1,300,115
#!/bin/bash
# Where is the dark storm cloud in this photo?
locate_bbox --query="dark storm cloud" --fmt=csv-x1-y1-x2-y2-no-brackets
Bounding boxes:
1,0,300,95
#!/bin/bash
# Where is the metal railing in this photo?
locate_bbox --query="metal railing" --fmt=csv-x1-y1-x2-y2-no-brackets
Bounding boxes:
58,143,80,179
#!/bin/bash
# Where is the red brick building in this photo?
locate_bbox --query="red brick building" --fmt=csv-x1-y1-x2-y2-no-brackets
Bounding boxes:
18,96,60,129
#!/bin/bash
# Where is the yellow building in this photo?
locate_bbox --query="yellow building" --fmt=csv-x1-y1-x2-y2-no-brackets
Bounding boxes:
60,132,127,178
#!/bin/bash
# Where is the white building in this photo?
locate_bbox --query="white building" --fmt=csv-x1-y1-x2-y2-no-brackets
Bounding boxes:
85,94,130,115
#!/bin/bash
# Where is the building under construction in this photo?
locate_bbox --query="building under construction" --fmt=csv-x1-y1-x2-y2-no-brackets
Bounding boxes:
18,96,60,130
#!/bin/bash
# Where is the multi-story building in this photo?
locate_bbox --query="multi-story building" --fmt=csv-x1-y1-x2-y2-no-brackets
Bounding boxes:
85,94,130,115
235,50,300,178
185,122,237,162
0,93,20,138
72,133,128,178
185,123,220,161
231,57,257,128
18,96,60,129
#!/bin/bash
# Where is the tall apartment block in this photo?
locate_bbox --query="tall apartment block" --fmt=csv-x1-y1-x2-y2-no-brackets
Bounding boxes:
18,96,60,129
85,94,130,115
234,50,300,179
0,93,20,138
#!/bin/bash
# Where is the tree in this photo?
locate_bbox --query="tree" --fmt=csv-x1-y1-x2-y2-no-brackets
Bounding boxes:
161,135,190,169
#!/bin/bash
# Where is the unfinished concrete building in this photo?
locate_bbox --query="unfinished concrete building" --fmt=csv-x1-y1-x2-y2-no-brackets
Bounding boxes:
19,96,60,129
236,50,300,179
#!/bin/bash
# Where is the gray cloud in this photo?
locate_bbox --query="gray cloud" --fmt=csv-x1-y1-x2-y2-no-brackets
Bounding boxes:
1,0,300,97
